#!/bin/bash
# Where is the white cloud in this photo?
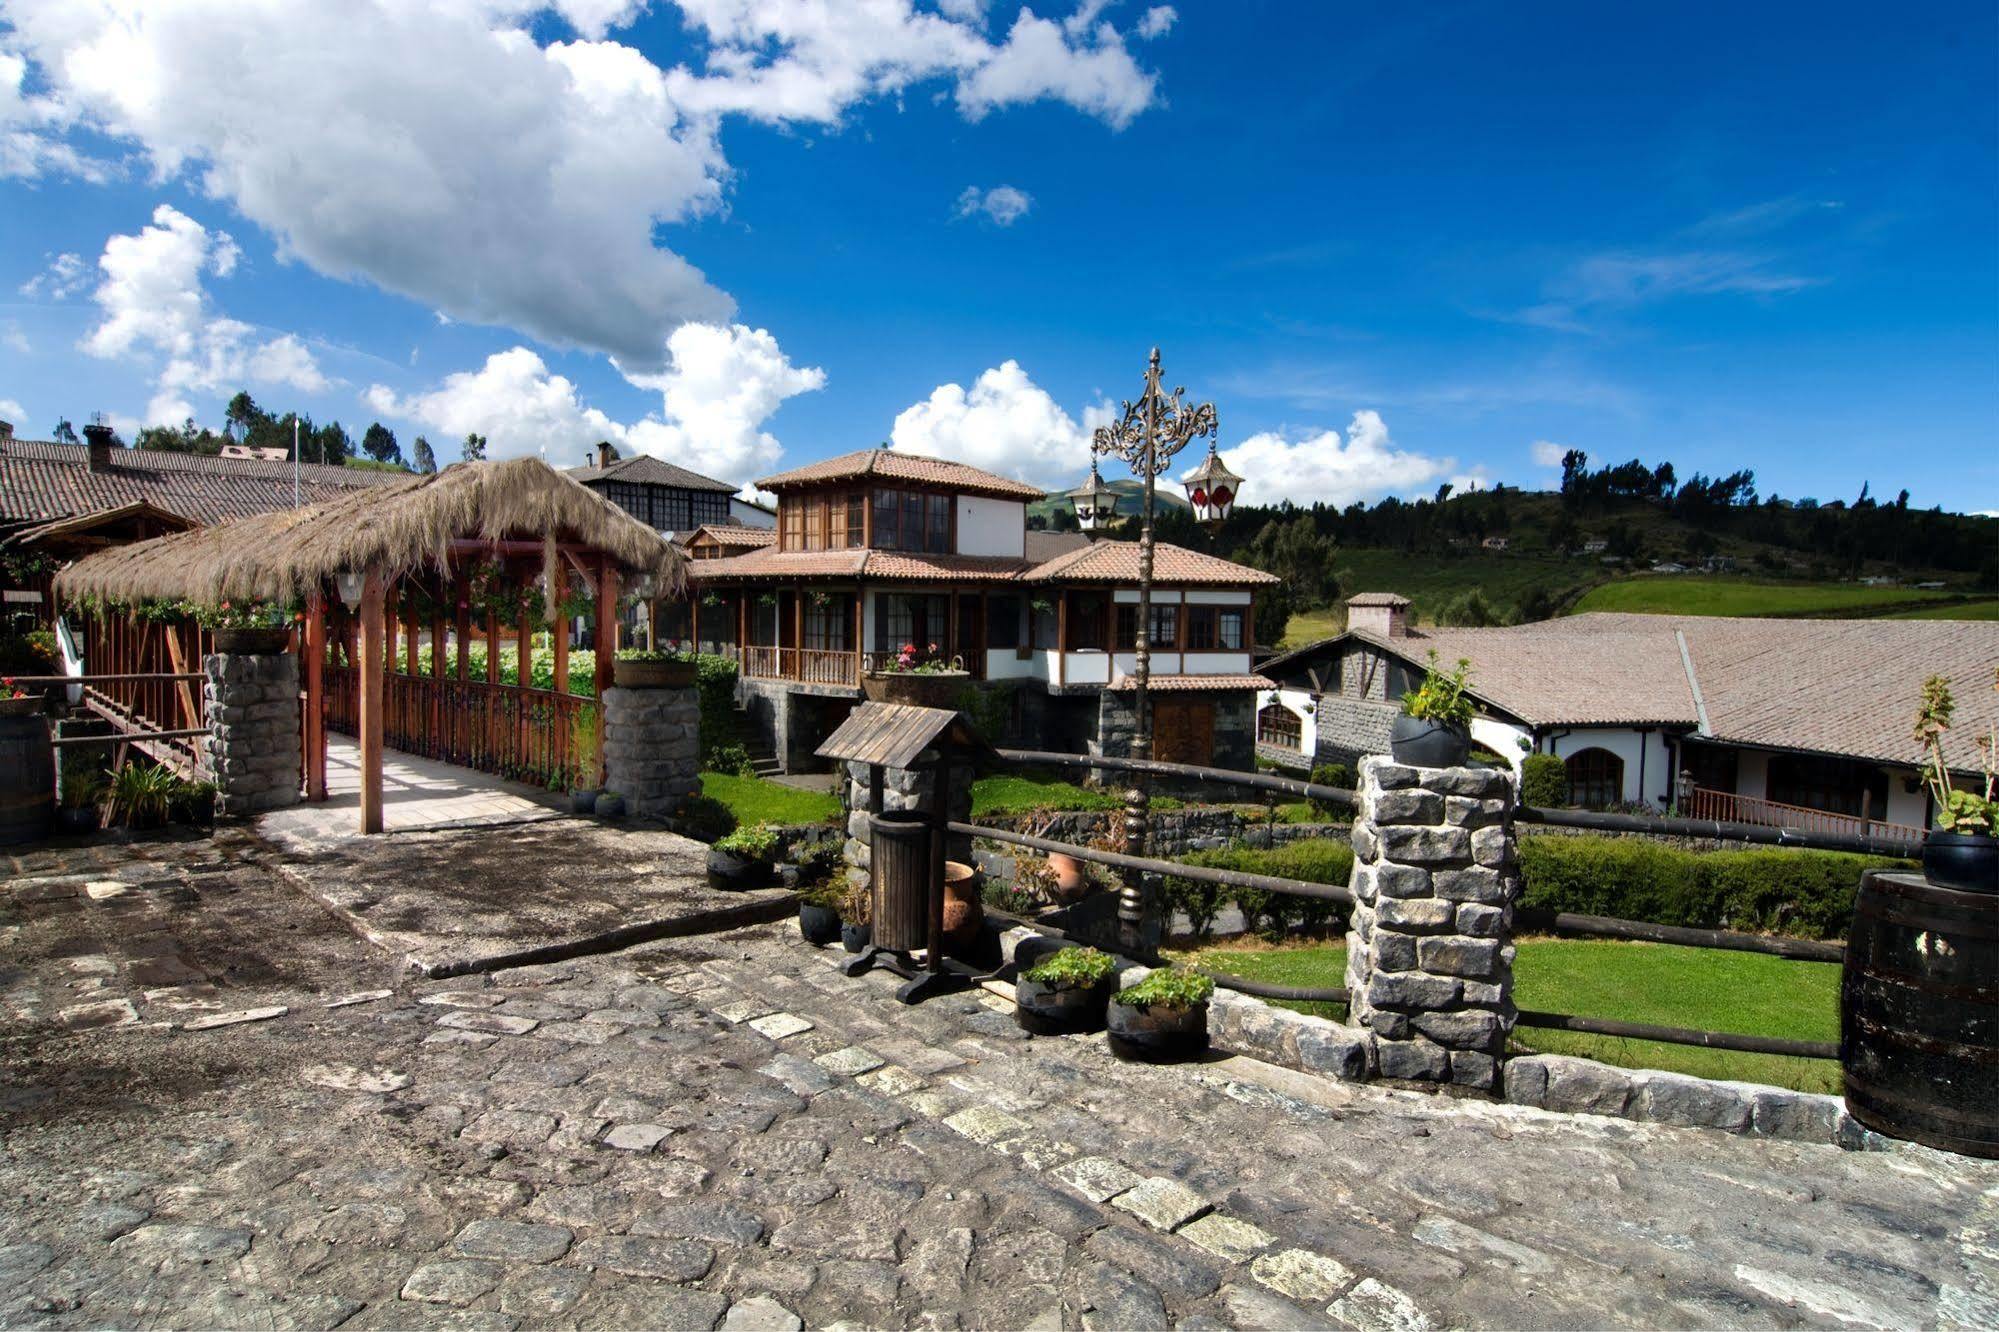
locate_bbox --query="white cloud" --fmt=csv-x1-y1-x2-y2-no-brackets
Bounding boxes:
19,251,88,299
955,184,1032,226
1220,411,1474,509
5,3,1159,370
0,397,28,424
81,204,327,425
892,360,1091,486
1,322,27,355
1136,6,1177,39
369,323,824,484
1530,439,1567,468
0,48,108,181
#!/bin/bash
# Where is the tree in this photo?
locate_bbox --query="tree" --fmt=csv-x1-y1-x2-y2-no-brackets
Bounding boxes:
136,418,225,454
462,432,487,462
412,435,437,474
1253,580,1292,649
225,391,264,441
360,422,402,466
52,418,78,444
1559,449,1589,505
1433,483,1454,505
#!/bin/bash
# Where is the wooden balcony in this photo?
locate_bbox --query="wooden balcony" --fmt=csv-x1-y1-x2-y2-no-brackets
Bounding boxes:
1685,786,1922,847
740,646,860,688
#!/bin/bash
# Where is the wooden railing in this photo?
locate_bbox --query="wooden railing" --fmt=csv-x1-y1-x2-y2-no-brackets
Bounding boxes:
740,645,860,688
326,666,596,791
1686,786,1922,848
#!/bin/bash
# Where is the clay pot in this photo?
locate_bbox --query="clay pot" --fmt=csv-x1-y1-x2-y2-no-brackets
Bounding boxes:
1046,852,1089,903
798,901,840,946
941,860,983,954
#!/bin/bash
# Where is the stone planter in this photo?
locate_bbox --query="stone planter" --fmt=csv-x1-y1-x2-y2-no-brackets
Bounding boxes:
862,670,970,710
1015,976,1113,1035
613,658,696,689
707,847,773,890
595,792,627,820
1923,832,1998,894
1107,997,1209,1061
799,901,841,946
211,626,291,655
841,921,872,953
569,788,599,815
1389,713,1471,768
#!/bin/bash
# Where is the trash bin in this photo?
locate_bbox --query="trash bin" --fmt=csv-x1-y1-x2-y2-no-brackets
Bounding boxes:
871,809,932,953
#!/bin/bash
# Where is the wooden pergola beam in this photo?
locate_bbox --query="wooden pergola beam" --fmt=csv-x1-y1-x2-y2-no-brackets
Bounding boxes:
358,570,385,834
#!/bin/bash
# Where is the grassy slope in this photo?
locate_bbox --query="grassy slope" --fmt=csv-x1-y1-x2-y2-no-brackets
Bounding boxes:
1179,938,1840,1093
1572,575,1953,617
1882,599,1999,621
698,772,841,825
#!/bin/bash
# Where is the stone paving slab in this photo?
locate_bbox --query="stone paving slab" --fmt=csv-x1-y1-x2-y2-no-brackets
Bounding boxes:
3,833,1997,1330
271,819,795,976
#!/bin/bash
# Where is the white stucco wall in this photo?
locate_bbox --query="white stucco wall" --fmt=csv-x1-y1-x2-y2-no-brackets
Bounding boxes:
956,497,1024,557
1543,727,1676,808
1471,717,1531,780
1883,772,1929,828
1259,687,1320,757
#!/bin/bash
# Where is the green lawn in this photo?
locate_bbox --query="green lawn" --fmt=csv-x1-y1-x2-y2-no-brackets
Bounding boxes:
698,771,841,826
970,771,1183,817
1278,549,1599,647
1881,598,1999,621
1177,937,1841,1093
1572,575,1953,618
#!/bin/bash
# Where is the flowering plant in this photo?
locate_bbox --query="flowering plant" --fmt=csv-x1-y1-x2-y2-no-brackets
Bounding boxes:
193,599,301,630
1,676,30,700
876,641,960,675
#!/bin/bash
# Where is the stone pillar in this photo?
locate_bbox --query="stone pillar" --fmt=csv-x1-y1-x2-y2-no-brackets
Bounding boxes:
601,685,700,818
840,755,976,901
1344,755,1519,1090
202,651,302,816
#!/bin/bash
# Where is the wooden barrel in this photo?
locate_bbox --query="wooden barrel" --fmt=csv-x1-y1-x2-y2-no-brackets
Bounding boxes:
1841,869,1999,1158
0,710,55,846
871,810,933,953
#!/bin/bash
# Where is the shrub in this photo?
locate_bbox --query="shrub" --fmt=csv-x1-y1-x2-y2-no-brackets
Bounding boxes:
676,794,737,842
982,877,1041,915
1116,968,1215,1010
1307,762,1353,818
692,652,745,768
794,840,843,886
717,822,780,860
1520,753,1567,808
1517,834,1910,941
1020,946,1117,989
706,742,751,778
1166,838,1353,940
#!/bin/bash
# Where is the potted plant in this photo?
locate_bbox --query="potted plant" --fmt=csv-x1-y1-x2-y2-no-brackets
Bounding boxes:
1912,672,1998,892
108,763,177,830
197,600,298,654
1015,945,1118,1034
0,676,39,718
613,647,697,689
1107,967,1215,1061
709,822,780,889
595,790,627,820
1391,651,1475,768
839,877,873,953
568,707,600,813
798,883,842,946
862,642,971,709
58,767,105,835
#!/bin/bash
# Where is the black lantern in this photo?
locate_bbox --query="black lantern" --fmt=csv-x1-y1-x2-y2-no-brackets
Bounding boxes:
1180,443,1243,527
1065,460,1121,532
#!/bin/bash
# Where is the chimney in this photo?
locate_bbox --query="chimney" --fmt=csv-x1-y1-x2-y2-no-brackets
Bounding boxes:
1345,592,1411,640
83,415,116,474
0,420,13,441
596,440,615,469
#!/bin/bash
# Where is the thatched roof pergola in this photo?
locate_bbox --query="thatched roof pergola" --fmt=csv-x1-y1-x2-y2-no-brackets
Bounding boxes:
56,458,685,836
56,457,682,605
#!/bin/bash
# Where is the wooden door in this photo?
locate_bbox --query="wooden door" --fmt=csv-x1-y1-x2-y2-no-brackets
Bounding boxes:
1151,697,1213,766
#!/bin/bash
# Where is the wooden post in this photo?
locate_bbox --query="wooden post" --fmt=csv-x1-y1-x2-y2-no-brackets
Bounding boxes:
552,562,570,701
430,602,446,761
384,592,399,676
358,572,385,834
593,560,617,701
852,590,865,681
516,594,533,776
791,586,803,680
454,574,470,680
689,593,699,654
738,592,749,670
305,591,328,801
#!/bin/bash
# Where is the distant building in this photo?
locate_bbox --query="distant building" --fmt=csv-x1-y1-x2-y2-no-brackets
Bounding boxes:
1481,536,1510,551
1257,592,1997,841
1580,538,1609,555
565,442,772,538
218,443,291,461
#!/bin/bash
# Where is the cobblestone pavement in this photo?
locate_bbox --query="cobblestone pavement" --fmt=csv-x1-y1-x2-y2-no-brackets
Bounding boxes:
3,835,1998,1330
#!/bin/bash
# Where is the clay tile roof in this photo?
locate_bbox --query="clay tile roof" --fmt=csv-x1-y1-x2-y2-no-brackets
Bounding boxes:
685,547,1032,583
565,454,738,492
861,552,1034,582
0,437,400,532
754,448,1045,500
690,524,775,549
1023,539,1277,587
1107,673,1275,692
1345,591,1411,607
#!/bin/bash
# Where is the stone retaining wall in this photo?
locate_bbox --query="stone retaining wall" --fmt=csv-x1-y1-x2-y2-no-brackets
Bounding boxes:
202,651,301,816
601,685,700,819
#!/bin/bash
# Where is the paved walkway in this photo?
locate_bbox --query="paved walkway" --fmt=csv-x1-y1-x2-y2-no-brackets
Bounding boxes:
259,736,566,849
2,831,1996,1330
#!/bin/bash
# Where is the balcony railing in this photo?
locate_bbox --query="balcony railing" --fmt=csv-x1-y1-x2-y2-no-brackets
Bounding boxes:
741,646,860,688
1685,786,1923,848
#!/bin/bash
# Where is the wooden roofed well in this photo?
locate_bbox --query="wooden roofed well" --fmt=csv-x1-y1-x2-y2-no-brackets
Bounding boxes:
57,458,684,834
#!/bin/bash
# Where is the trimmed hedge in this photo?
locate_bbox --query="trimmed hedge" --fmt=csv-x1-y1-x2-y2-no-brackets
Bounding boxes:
692,653,744,768
1166,838,1354,940
1520,753,1567,808
1518,834,1911,941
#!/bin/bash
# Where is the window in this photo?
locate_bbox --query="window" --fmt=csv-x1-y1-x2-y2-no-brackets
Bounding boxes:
1564,748,1625,809
871,487,952,553
1186,605,1218,650
874,593,948,656
1149,604,1177,647
802,595,850,651
1258,702,1302,750
1767,754,1889,820
987,595,1022,649
1070,593,1108,651
847,494,865,547
1218,608,1245,651
780,501,804,550
1031,599,1058,650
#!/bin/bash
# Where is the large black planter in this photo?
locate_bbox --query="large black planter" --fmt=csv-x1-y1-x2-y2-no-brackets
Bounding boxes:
707,847,772,890
1922,832,1998,894
798,902,841,946
1389,713,1471,768
569,788,599,815
841,922,872,953
1107,997,1209,1062
1016,976,1113,1035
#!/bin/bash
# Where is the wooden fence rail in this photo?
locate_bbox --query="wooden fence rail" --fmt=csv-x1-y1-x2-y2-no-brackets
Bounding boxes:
325,665,595,791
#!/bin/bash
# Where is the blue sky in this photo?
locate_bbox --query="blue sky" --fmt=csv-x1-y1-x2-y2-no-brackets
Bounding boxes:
2,1,1994,513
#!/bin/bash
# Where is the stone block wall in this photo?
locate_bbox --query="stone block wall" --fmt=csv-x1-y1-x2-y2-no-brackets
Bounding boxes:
840,756,976,903
202,651,301,816
1344,755,1519,1090
1092,688,1257,776
601,685,700,819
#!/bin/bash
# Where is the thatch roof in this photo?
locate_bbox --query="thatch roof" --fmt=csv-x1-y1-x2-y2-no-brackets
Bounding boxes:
55,457,683,605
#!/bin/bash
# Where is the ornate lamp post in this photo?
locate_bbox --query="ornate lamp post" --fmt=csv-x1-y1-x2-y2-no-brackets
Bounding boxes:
1065,460,1121,533
1085,347,1221,950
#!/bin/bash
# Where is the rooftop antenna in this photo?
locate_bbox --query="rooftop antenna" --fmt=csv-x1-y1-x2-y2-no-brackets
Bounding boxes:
293,415,300,507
